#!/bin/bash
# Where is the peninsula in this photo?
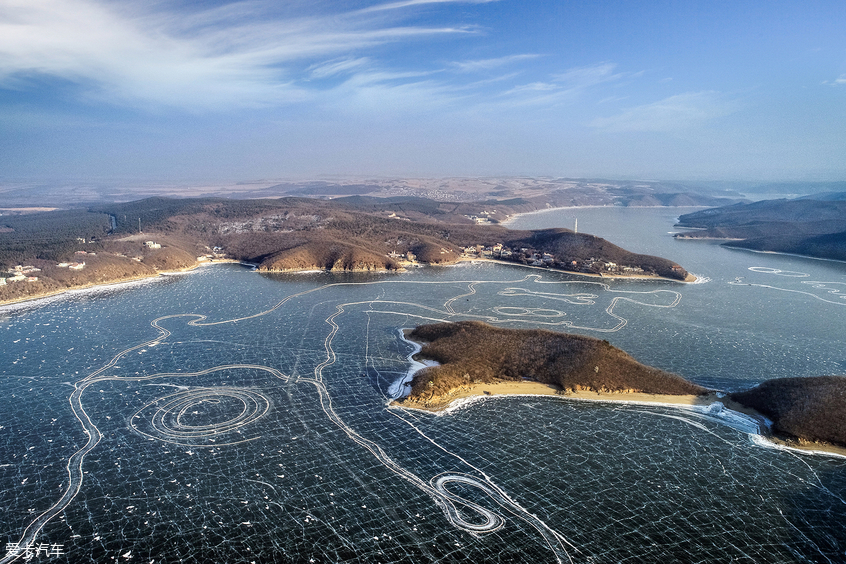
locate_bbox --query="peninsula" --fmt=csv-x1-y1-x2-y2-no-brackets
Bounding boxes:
674,195,846,262
400,321,708,403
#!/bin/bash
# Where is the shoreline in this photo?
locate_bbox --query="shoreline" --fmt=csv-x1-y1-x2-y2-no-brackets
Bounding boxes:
452,256,696,283
499,204,709,227
392,379,846,458
721,244,846,266
395,331,846,458
1,251,691,310
395,377,715,412
0,260,237,309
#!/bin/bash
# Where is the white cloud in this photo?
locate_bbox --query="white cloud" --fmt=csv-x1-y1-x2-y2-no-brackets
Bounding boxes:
0,0,475,110
822,74,846,85
503,81,558,94
589,92,738,132
494,62,627,107
357,0,499,14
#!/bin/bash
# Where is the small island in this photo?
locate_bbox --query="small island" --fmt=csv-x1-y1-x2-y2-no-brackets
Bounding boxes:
397,321,846,455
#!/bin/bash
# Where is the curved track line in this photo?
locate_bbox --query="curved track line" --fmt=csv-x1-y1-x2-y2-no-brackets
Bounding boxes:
5,271,677,562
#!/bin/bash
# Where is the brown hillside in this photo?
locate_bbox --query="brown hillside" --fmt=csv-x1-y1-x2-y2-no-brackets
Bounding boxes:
406,321,707,400
730,376,846,447
258,240,400,272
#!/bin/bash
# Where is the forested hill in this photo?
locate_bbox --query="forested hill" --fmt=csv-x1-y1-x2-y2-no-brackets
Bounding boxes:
404,321,707,400
90,197,689,279
1,195,692,304
730,376,846,448
674,197,846,261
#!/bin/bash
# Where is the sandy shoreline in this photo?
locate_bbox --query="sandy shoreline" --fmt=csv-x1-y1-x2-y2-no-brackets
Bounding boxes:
393,380,846,457
395,378,715,411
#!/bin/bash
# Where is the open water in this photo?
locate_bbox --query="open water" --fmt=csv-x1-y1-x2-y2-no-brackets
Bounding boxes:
1,207,845,563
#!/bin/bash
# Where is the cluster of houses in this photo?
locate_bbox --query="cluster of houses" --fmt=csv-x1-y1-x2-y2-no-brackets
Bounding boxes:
3,264,41,284
459,244,647,275
1,256,91,286
464,210,496,225
196,246,226,262
388,251,417,262
462,243,514,259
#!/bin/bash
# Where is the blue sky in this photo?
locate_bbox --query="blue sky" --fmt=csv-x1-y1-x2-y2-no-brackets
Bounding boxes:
1,0,844,182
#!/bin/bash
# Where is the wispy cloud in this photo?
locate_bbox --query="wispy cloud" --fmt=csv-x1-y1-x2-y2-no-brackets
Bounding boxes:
822,74,846,86
552,62,622,88
309,58,373,79
357,0,499,14
450,54,540,72
0,0,476,110
589,91,738,132
496,62,626,106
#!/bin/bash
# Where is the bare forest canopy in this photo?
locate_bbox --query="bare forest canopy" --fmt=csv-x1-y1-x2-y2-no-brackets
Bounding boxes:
405,321,708,399
675,196,846,262
730,376,846,448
